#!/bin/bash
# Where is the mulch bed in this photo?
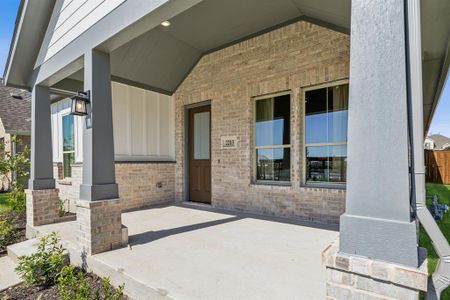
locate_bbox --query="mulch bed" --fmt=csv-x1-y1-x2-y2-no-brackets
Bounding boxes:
0,271,129,300
0,210,26,256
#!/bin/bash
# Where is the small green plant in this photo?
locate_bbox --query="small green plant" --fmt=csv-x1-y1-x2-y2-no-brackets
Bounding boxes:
100,276,124,300
58,265,124,300
15,232,66,287
59,198,66,218
0,215,19,252
8,184,26,213
0,136,30,191
59,265,91,300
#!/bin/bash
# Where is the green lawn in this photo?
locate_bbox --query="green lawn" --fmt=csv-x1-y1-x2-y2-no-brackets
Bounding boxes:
419,183,450,299
0,192,11,212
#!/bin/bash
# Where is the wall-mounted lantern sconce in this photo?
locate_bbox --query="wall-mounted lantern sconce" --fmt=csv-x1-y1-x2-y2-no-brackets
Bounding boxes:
70,91,90,116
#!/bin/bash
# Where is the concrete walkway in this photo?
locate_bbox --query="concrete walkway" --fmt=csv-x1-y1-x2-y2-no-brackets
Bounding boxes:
0,256,22,291
35,205,339,299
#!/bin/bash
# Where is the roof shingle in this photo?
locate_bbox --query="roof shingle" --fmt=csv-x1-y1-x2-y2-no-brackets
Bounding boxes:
0,79,31,135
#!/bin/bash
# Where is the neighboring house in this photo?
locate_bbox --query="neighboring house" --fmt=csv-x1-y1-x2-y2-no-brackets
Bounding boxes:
424,136,435,150
0,79,31,191
425,134,450,150
3,0,450,299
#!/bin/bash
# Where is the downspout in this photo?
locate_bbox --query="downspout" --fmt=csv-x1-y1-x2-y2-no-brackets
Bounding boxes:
405,0,450,298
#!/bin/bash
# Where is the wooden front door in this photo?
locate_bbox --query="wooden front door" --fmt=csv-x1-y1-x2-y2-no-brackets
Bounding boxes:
188,105,211,203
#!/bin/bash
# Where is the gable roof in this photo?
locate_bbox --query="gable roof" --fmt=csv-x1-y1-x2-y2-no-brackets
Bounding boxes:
428,134,450,150
0,79,31,135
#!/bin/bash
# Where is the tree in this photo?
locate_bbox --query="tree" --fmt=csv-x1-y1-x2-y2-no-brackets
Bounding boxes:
0,136,30,212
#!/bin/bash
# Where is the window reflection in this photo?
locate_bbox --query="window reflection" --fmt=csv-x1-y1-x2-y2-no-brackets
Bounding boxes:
257,148,290,181
255,94,291,182
304,84,349,184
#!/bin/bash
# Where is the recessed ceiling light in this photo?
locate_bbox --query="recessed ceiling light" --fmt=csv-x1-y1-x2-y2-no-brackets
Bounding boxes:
161,20,171,27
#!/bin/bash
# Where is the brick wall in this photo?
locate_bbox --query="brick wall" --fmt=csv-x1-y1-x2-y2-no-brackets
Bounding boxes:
54,162,175,212
174,21,350,224
115,162,175,211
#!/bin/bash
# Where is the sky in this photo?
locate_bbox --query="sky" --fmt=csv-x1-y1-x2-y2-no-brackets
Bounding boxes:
0,0,448,137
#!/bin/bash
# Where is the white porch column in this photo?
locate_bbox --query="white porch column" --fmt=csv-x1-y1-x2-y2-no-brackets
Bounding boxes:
26,85,60,234
76,49,127,255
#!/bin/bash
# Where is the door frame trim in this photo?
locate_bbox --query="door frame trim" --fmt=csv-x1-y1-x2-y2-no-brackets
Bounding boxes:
183,100,212,203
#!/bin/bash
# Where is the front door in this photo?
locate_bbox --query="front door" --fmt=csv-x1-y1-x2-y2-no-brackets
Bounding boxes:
188,105,211,203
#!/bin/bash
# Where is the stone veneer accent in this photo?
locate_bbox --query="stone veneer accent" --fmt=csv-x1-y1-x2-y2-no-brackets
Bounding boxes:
25,189,60,230
76,198,126,255
174,20,349,224
322,240,428,299
54,162,175,213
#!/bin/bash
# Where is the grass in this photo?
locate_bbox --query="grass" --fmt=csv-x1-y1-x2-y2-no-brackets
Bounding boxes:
419,183,450,299
0,192,11,212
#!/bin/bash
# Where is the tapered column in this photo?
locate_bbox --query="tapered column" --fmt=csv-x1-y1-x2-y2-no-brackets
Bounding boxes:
80,49,118,201
339,0,418,267
29,85,55,190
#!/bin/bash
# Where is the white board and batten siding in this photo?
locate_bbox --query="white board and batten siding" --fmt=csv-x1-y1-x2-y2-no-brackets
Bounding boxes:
51,82,175,163
44,0,126,62
112,82,175,161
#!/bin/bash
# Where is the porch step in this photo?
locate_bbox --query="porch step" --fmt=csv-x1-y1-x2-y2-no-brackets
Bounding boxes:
0,256,22,291
7,238,69,264
7,238,39,263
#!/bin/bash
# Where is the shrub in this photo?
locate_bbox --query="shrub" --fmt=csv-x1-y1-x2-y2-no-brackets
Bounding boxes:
59,265,91,300
101,276,124,300
8,184,26,213
0,215,19,252
15,232,66,287
58,198,67,218
58,265,124,300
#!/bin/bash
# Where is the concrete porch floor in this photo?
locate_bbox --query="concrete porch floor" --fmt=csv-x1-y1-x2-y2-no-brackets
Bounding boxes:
34,205,339,299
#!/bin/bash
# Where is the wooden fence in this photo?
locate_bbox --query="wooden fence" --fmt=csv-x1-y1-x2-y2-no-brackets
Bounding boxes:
425,150,450,185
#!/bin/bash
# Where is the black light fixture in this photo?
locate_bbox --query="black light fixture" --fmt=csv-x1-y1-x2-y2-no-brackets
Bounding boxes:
70,91,90,116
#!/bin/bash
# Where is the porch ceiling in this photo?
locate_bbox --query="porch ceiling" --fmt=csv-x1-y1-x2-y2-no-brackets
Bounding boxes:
67,0,351,94
5,0,448,131
65,0,449,131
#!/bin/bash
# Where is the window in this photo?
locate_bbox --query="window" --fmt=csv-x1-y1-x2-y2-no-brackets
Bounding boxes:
255,93,291,182
304,83,349,184
62,114,75,178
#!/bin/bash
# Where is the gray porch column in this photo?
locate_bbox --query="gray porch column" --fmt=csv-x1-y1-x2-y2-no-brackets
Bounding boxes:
77,49,126,255
339,0,418,267
26,85,60,234
322,1,429,298
80,49,118,201
29,85,55,190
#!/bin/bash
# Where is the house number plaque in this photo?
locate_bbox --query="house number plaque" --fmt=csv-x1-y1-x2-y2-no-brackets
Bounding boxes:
221,136,238,149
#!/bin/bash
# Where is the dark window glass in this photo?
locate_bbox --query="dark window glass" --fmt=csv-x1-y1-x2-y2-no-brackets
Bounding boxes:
304,84,349,184
63,152,75,178
306,145,347,183
305,88,327,144
255,94,291,182
257,148,290,181
256,95,290,146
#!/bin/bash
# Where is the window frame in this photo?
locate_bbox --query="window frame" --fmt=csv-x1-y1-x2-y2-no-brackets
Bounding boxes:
61,113,75,179
253,90,292,185
302,79,349,187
